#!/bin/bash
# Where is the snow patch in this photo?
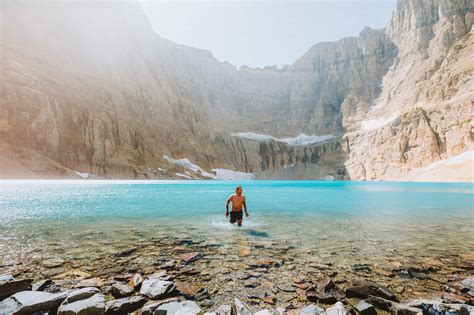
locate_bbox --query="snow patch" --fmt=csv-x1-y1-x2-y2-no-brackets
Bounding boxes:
164,155,255,180
176,173,192,179
231,132,334,146
361,114,398,131
211,168,255,180
74,171,90,179
421,150,474,171
164,155,212,177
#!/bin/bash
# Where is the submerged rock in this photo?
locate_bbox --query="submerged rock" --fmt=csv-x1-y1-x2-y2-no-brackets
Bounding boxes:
105,295,147,314
345,283,398,301
0,275,33,300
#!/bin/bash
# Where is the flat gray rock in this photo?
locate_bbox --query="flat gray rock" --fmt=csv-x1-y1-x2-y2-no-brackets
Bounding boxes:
355,300,376,315
110,283,134,298
155,300,201,315
234,298,252,315
57,293,105,315
0,290,68,314
139,278,175,299
301,304,326,315
105,295,147,314
215,304,232,315
65,287,101,303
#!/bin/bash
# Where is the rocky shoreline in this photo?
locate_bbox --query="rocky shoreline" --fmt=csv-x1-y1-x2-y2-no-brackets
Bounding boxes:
1,234,473,314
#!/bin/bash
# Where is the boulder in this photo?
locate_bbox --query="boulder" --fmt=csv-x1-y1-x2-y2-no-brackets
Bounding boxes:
0,290,68,314
110,283,134,298
301,304,327,315
65,287,101,303
355,300,376,315
105,295,147,314
155,300,201,315
234,297,253,315
215,304,232,315
326,302,347,315
139,278,175,299
57,293,105,315
0,275,33,299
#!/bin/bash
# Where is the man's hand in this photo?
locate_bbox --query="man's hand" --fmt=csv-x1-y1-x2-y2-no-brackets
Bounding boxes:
225,210,229,217
245,211,249,217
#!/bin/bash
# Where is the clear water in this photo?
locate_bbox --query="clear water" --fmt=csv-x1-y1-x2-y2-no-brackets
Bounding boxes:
1,180,473,285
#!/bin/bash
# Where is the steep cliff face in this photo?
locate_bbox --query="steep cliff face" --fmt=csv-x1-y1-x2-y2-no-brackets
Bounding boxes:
1,0,472,180
345,0,473,181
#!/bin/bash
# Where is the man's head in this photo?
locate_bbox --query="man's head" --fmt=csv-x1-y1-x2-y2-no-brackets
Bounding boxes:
235,186,243,195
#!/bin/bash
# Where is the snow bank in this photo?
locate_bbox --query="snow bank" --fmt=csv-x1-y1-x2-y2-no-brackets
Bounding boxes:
164,155,212,177
319,175,335,181
164,155,255,180
421,150,474,171
211,168,255,180
361,114,398,131
231,132,334,146
74,171,90,179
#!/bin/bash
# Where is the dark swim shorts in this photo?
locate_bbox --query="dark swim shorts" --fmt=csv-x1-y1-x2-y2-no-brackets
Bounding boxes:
230,210,243,223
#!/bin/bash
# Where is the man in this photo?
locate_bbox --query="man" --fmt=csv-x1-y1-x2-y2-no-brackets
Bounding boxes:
225,186,248,226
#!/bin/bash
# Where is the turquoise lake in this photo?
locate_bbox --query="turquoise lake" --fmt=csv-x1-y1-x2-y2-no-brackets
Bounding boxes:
1,180,473,280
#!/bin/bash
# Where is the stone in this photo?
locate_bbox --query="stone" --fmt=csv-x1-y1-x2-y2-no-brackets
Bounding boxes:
130,273,143,290
355,300,376,315
41,258,65,268
0,275,33,299
255,310,272,315
215,304,232,315
110,283,134,298
326,302,348,315
75,278,104,289
105,295,147,314
175,281,203,299
58,293,105,315
234,297,253,315
139,278,175,299
113,247,137,257
139,297,181,315
32,279,53,291
181,252,201,263
301,304,326,315
442,292,468,304
65,287,101,303
277,283,296,293
155,300,201,315
318,279,336,292
0,290,68,314
306,292,337,304
461,277,474,291
345,283,398,302
393,303,423,315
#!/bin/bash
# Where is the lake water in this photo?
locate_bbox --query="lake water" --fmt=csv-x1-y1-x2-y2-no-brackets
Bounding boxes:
1,180,473,300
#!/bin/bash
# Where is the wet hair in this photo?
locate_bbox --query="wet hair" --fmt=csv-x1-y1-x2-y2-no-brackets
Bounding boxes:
236,186,242,191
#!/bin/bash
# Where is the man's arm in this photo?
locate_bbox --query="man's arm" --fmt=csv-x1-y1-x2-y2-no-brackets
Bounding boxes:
243,196,248,217
225,195,232,216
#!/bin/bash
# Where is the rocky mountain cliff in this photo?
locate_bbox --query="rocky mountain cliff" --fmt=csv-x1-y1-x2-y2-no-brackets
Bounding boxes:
1,0,472,180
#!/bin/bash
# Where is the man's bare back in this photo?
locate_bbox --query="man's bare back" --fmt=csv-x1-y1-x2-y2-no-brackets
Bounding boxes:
225,186,248,226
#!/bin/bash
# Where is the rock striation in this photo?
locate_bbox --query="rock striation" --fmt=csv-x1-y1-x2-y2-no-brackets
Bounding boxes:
0,0,472,180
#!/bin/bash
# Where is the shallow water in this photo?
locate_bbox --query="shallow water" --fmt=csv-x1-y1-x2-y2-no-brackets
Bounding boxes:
1,180,473,299
0,180,474,261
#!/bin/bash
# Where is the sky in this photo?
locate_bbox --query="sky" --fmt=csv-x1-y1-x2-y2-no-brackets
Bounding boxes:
142,1,397,68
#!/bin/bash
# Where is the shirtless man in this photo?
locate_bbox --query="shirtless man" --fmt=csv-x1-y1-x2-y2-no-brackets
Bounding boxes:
225,186,248,226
